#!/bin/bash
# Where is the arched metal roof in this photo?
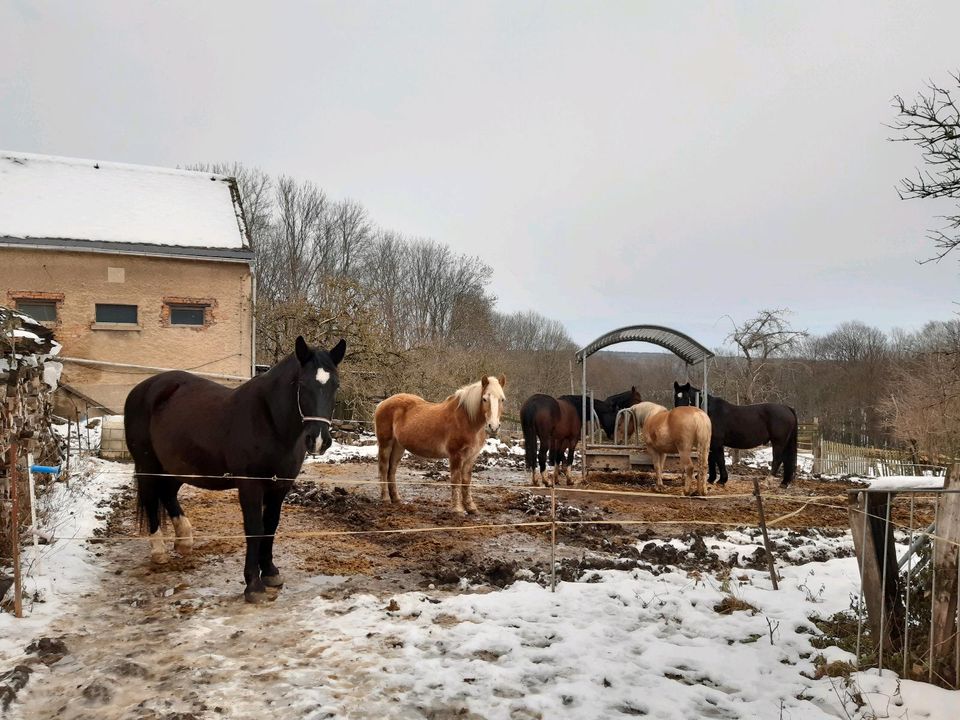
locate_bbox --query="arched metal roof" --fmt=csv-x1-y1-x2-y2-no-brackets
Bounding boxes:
576,324,715,365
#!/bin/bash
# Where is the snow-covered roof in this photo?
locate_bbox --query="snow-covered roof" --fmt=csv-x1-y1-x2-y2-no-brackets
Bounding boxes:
0,151,251,262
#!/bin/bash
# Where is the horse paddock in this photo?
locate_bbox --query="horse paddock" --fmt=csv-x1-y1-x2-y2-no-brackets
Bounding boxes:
5,452,946,720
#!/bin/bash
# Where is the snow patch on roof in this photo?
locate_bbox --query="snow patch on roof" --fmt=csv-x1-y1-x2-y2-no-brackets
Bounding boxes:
0,151,248,251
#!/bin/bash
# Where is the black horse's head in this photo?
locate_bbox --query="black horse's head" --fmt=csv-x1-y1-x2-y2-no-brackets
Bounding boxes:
604,386,643,413
295,335,346,455
593,399,618,439
673,381,700,408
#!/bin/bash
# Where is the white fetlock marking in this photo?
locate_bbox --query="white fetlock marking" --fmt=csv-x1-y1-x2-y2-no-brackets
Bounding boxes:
149,530,168,563
172,516,194,553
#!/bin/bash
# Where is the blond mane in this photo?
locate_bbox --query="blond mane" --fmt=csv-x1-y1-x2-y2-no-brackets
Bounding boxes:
453,376,504,422
631,401,668,427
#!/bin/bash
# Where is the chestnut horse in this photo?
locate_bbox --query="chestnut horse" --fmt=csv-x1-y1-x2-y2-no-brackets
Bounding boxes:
375,376,506,514
632,402,711,496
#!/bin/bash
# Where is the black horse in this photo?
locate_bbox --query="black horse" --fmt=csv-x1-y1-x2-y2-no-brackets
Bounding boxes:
673,381,798,486
124,336,346,603
559,389,640,440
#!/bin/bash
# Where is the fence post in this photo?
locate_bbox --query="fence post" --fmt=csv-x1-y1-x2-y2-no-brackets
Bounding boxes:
849,490,904,662
931,463,960,686
8,441,22,618
752,476,779,590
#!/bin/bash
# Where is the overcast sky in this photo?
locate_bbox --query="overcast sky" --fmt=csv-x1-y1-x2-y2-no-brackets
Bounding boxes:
3,1,959,350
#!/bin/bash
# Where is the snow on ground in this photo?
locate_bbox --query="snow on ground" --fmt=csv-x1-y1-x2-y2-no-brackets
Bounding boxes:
0,458,129,660
296,547,960,719
308,434,525,464
740,446,816,475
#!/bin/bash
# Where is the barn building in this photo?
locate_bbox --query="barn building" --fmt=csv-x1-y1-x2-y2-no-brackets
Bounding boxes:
0,151,255,415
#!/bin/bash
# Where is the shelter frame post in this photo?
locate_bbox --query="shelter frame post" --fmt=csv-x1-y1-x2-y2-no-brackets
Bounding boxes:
581,356,587,484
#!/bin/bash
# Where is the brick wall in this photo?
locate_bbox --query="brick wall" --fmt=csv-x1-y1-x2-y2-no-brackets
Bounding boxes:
1,247,253,413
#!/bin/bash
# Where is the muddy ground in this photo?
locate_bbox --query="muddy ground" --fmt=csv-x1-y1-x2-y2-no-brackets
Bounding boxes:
6,459,932,719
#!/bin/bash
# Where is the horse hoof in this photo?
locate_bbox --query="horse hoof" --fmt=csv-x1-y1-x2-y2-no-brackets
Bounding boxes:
150,553,168,565
244,590,269,604
262,574,284,588
466,506,479,515
174,540,193,555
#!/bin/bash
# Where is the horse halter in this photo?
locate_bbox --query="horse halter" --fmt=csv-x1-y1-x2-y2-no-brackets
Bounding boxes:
297,383,332,426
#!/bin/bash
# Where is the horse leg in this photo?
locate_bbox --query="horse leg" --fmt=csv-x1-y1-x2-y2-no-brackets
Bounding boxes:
461,454,481,515
564,445,576,486
771,443,785,483
259,484,289,588
377,439,392,502
237,481,267,603
449,452,466,515
158,482,193,555
137,470,167,564
535,438,549,487
713,444,729,485
651,450,665,491
387,441,404,504
678,448,692,495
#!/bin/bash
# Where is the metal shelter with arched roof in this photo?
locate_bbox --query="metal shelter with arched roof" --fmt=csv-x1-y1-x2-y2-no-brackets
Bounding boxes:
575,324,715,480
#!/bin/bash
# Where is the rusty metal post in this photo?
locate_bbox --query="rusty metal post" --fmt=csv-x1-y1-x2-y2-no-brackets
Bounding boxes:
752,476,779,590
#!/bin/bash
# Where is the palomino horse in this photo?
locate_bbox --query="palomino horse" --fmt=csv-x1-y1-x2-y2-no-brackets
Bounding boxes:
631,402,711,496
673,382,799,487
375,376,506,514
124,336,346,603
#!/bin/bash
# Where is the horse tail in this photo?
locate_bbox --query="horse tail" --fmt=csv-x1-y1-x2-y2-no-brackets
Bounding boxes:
782,406,799,485
520,400,538,471
694,410,711,481
124,381,165,532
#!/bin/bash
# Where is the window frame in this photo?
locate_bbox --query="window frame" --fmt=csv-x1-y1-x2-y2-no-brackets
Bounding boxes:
14,299,58,323
94,303,139,325
168,304,207,327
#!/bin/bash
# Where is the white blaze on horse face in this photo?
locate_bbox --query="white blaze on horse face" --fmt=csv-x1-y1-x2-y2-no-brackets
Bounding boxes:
483,377,504,435
316,368,331,385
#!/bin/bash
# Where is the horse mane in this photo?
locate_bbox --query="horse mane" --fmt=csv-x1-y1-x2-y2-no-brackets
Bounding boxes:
631,401,668,426
453,377,504,422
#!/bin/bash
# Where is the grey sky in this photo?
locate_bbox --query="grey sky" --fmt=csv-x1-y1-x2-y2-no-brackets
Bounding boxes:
2,1,959,350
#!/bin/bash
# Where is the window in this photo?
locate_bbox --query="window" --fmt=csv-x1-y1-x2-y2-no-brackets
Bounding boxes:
15,300,57,322
95,304,138,324
169,305,205,326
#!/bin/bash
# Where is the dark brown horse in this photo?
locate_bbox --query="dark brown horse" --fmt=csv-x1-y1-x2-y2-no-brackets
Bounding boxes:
124,336,346,603
521,388,642,486
674,382,798,487
520,394,581,486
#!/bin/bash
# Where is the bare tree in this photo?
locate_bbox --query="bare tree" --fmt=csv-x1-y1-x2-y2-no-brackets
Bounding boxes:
879,320,960,461
890,72,960,262
724,309,807,403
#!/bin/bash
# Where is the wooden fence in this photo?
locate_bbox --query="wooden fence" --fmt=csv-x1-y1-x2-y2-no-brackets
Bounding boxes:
818,439,947,478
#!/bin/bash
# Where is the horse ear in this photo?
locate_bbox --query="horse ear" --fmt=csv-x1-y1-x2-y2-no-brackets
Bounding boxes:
498,374,506,388
674,381,681,391
481,376,490,390
295,336,311,365
329,338,346,366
